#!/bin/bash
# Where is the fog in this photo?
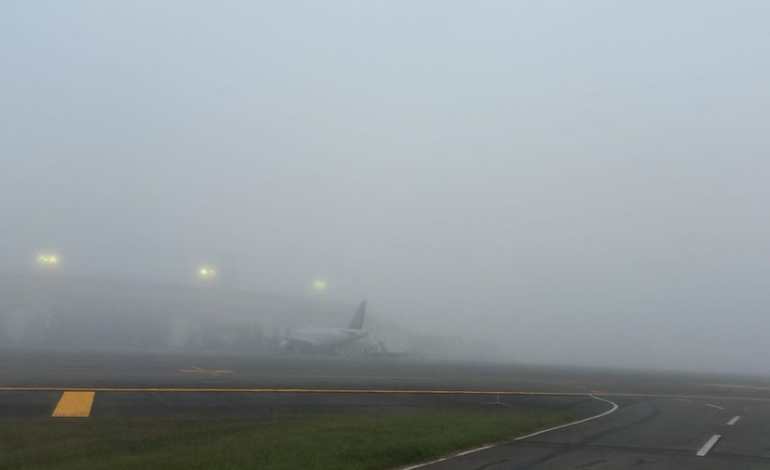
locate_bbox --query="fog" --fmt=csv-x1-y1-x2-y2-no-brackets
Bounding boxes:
2,1,770,373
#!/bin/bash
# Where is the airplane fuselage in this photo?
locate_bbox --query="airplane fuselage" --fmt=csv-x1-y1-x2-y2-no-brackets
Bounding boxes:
280,300,369,354
287,328,368,350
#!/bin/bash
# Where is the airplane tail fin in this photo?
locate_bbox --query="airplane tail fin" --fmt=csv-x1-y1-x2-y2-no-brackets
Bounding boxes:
348,301,367,330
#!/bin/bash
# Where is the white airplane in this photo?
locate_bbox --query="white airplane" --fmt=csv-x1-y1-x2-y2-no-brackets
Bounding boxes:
280,301,368,354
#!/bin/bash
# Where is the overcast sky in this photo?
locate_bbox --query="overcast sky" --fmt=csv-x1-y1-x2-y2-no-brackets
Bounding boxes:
2,1,770,372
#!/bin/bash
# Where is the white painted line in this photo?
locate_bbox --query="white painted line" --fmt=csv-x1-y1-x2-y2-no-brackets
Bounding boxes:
705,403,724,410
696,434,721,457
399,395,619,470
727,416,740,426
515,395,619,441
400,445,494,470
455,445,495,457
400,456,450,470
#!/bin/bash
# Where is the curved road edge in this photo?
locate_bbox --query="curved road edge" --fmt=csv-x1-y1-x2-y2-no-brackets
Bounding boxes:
397,395,619,470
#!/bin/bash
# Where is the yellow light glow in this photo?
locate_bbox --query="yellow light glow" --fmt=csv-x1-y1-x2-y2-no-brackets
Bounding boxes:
312,279,327,291
198,267,216,278
36,254,59,266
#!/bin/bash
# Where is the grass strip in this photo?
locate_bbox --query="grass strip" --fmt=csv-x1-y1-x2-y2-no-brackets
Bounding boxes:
0,409,570,470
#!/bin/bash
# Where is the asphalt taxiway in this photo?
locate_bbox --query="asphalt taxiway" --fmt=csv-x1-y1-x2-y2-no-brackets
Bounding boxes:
4,349,770,469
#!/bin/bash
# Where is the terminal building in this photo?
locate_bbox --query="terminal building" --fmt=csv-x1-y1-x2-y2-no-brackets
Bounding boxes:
0,273,497,360
0,272,355,352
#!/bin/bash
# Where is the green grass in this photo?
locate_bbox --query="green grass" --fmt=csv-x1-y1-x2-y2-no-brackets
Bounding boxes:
0,409,570,470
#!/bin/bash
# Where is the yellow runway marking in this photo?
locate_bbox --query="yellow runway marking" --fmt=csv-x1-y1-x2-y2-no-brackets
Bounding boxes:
52,391,95,417
0,386,767,403
180,366,233,376
8,386,582,396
